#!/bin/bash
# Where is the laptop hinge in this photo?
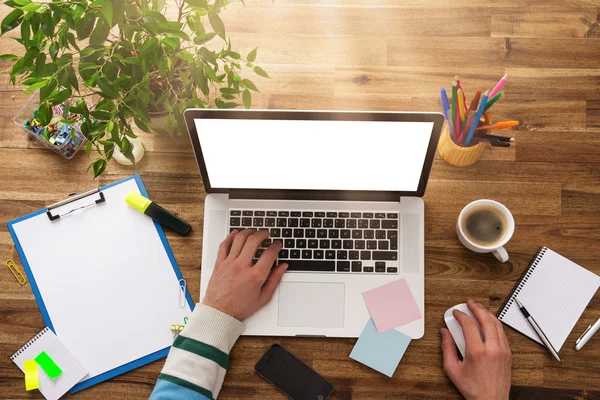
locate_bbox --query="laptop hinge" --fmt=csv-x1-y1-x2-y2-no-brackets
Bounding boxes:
228,189,404,202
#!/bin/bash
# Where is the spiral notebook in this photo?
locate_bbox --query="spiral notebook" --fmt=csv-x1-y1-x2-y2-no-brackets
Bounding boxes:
497,247,600,352
11,327,88,400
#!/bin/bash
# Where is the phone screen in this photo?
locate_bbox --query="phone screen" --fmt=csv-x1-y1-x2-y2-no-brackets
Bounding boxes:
254,344,334,400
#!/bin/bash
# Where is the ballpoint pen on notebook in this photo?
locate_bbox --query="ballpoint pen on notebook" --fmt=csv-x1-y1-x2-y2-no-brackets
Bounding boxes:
515,298,561,361
575,317,600,351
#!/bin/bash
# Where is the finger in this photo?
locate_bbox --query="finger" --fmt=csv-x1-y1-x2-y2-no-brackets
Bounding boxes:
254,241,283,277
494,316,510,351
239,230,270,261
259,262,288,304
227,229,256,260
216,230,238,265
440,328,461,379
453,309,484,356
467,300,499,345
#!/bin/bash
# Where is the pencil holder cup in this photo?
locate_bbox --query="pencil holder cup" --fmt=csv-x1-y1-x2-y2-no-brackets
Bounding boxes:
437,112,491,167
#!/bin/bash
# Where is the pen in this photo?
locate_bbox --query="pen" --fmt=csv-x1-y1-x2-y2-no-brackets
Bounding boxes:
474,133,515,142
451,78,458,137
440,88,455,141
459,88,481,144
463,90,489,147
515,298,561,361
476,121,519,131
472,138,511,147
489,72,509,98
457,88,466,121
575,317,600,351
483,93,501,112
125,192,192,236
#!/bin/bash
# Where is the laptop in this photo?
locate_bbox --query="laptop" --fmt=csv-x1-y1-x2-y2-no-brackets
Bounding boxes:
184,109,444,339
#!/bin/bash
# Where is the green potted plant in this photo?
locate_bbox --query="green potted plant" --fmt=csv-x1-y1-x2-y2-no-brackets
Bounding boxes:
1,0,269,176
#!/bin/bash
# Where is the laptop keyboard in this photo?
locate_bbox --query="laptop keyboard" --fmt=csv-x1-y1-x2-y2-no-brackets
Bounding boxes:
229,210,399,274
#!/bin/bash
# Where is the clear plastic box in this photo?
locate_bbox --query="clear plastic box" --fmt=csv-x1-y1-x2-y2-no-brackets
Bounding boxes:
14,94,87,159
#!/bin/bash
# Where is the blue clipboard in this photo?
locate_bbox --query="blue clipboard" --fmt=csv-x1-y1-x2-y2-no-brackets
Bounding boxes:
7,174,195,393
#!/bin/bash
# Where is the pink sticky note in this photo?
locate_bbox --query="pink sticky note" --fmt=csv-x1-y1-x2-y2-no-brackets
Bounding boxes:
362,278,422,333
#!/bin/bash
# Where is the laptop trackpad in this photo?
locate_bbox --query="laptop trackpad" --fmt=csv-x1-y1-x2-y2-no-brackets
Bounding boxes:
278,282,345,328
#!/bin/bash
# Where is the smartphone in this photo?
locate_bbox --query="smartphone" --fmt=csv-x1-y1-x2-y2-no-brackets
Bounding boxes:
254,344,334,400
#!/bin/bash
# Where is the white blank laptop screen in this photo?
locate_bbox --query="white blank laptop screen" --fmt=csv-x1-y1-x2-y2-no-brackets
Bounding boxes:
194,118,434,192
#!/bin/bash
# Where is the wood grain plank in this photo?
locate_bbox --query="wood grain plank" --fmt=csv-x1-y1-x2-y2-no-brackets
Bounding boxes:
224,4,492,37
388,37,600,69
491,12,600,39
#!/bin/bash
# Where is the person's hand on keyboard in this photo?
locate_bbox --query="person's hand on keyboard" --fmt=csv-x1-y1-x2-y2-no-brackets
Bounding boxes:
440,299,512,400
202,229,289,320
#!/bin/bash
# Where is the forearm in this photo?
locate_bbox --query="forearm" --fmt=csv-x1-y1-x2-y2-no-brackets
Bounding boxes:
150,304,245,400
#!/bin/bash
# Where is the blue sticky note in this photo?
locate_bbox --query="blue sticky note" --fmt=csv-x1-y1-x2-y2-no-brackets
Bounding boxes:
349,318,411,377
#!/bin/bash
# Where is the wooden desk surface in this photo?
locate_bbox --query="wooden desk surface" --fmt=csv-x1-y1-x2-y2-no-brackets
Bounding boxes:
1,1,599,398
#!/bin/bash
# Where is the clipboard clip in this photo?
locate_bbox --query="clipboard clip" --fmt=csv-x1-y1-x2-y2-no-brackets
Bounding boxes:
46,187,106,221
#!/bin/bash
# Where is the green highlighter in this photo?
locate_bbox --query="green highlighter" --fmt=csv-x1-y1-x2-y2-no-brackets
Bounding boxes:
125,192,192,236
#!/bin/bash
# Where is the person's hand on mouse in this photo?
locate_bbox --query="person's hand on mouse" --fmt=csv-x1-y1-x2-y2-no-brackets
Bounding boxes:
202,229,288,321
440,299,512,400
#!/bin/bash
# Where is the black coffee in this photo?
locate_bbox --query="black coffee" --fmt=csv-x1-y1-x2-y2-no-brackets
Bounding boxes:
462,206,508,246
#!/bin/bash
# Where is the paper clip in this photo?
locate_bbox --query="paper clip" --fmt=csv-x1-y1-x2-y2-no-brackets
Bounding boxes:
6,260,27,285
179,279,186,308
171,324,185,335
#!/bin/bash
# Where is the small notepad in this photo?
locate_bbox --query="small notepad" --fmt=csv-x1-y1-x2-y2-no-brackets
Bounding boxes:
498,247,600,352
11,327,88,400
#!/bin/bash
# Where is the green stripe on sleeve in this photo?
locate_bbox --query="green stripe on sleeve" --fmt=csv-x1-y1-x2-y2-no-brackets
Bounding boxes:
173,336,229,369
158,373,214,400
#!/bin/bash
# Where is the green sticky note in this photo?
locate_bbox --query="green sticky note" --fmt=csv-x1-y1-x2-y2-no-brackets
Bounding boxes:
34,351,63,380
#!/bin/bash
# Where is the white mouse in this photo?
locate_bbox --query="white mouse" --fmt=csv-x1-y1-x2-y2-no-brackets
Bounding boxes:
444,303,483,358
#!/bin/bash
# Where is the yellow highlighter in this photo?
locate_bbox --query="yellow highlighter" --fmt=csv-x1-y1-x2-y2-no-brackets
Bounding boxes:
125,192,192,236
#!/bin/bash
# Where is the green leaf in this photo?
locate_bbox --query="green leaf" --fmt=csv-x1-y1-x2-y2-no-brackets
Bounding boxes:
215,98,238,109
253,66,271,79
1,9,24,35
228,51,240,59
76,13,96,40
49,42,58,60
184,0,208,6
0,54,19,61
204,66,221,82
112,0,125,26
193,32,215,45
65,65,79,92
163,36,179,50
96,77,120,99
208,12,225,40
12,0,31,6
18,3,40,12
139,37,158,53
80,46,97,58
39,79,57,101
242,78,259,92
93,159,107,178
37,102,51,126
247,46,257,62
25,79,48,91
51,88,72,106
89,15,110,46
101,0,113,26
40,12,54,36
242,89,251,109
66,32,79,51
90,110,111,120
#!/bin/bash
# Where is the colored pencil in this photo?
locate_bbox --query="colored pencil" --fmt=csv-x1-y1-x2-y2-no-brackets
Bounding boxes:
476,121,519,131
483,93,501,112
451,78,458,137
489,72,509,98
473,137,511,147
463,90,489,146
440,88,455,141
458,88,481,144
457,88,466,121
456,74,467,109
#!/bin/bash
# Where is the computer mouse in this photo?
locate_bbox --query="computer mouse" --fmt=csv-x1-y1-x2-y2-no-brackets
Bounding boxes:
444,303,482,358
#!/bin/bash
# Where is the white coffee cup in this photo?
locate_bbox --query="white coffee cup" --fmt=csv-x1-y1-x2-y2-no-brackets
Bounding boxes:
456,199,515,263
